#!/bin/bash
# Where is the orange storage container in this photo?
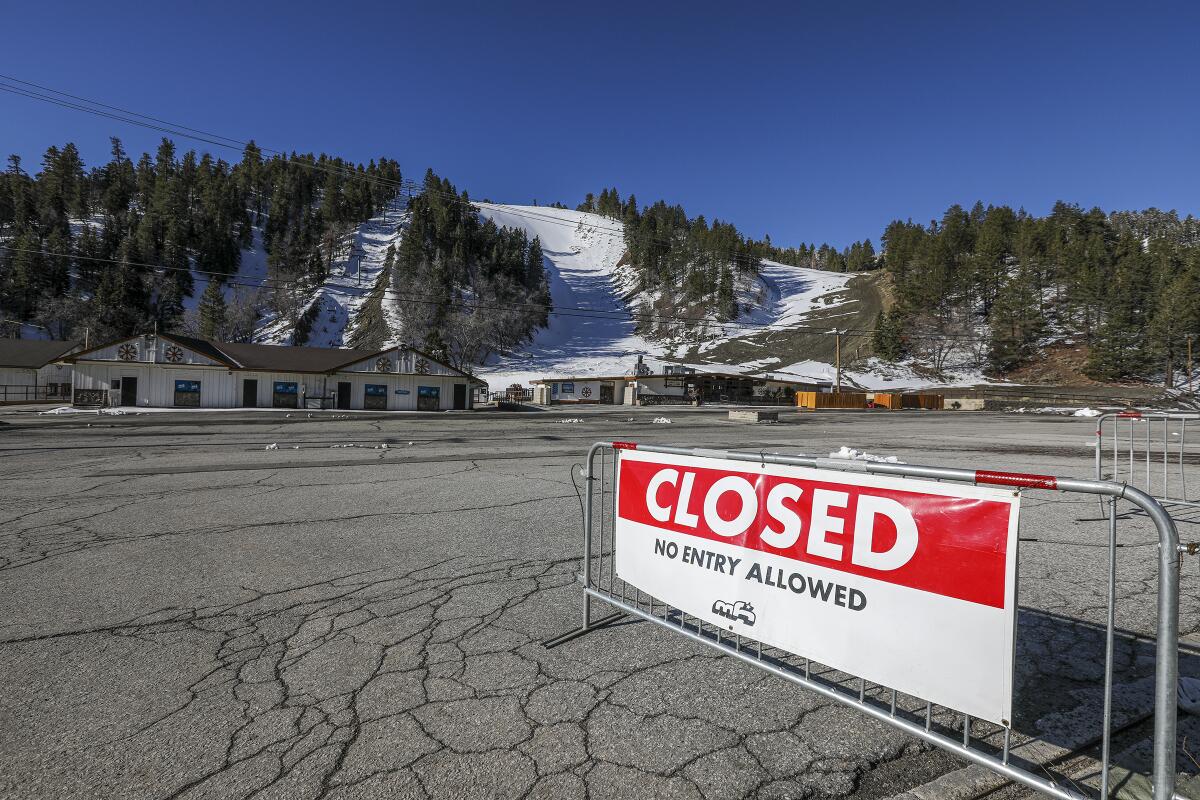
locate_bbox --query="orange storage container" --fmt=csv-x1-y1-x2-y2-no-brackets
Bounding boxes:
796,391,868,409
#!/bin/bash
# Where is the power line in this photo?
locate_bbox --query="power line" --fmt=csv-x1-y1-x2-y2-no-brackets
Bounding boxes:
0,75,779,270
0,75,899,347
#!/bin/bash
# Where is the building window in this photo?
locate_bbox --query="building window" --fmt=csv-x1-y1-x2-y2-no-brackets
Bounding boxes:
364,383,388,410
174,380,201,407
272,381,299,409
561,382,574,394
417,385,440,411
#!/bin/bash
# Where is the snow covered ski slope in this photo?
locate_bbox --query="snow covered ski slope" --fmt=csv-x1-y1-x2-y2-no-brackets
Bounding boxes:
255,198,407,347
473,203,657,386
474,204,860,387
239,199,869,387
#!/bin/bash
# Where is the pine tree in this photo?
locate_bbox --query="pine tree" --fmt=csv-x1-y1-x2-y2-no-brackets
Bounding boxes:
716,265,736,320
871,310,907,362
4,227,44,318
197,280,227,339
986,269,1045,374
525,236,544,289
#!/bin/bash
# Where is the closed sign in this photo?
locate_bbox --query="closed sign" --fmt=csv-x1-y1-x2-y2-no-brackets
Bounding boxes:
614,449,1019,725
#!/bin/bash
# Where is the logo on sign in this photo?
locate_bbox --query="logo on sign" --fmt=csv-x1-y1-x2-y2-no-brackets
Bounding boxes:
712,599,756,626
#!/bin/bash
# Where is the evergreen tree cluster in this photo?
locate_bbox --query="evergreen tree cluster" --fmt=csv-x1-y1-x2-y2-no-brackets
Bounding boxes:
576,187,878,338
876,201,1200,382
0,137,399,343
767,239,878,273
382,169,551,368
579,187,770,333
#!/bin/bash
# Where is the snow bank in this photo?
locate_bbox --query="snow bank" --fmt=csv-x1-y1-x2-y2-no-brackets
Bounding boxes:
1073,408,1102,417
828,446,902,464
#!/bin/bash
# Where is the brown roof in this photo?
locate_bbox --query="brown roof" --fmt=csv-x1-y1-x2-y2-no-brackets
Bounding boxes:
207,340,379,373
159,334,239,367
0,338,80,368
70,332,482,379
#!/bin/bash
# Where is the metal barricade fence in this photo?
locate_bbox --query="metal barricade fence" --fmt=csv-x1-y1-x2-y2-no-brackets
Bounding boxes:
1096,411,1200,509
547,441,1184,800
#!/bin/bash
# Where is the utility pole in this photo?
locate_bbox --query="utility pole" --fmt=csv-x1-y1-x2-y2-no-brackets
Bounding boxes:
834,329,842,393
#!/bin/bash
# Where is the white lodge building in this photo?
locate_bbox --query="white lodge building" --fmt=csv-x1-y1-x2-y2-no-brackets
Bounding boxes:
68,333,486,411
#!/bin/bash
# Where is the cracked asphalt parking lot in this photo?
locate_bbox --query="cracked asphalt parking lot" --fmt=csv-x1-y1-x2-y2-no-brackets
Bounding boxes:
1,406,1197,799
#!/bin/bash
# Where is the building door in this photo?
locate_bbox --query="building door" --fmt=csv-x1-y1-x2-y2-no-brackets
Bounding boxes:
119,376,137,407
452,383,466,410
242,379,258,408
600,383,614,404
337,382,352,410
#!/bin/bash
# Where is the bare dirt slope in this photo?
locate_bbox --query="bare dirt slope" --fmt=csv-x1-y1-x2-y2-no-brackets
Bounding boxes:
686,270,886,371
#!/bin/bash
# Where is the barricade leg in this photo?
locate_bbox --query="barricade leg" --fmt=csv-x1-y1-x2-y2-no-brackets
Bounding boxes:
543,444,626,648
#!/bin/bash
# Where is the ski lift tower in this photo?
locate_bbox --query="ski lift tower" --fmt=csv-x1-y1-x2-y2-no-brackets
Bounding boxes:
349,237,367,286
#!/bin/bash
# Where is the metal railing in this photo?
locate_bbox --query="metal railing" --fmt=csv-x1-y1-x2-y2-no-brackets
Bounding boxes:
1095,411,1200,509
490,389,535,403
0,384,71,403
550,441,1184,800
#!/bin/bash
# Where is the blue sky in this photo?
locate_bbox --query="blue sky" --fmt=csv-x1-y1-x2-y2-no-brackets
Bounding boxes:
2,1,1197,247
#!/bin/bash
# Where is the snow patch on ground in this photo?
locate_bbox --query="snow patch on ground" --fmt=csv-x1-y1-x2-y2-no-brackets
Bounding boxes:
182,223,270,316
1009,406,1117,416
776,357,997,391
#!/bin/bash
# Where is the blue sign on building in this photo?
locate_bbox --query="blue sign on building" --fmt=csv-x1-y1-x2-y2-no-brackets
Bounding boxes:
174,380,201,393
273,381,298,395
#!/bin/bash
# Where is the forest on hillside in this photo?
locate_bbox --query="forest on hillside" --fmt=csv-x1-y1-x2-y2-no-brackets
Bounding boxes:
577,187,1200,384
348,170,549,369
0,138,399,343
874,202,1200,383
5,137,1200,385
576,187,875,338
0,141,550,368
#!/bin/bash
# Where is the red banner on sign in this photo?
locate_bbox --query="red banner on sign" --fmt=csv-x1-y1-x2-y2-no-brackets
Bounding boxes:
617,458,1012,608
